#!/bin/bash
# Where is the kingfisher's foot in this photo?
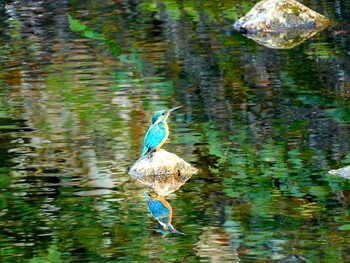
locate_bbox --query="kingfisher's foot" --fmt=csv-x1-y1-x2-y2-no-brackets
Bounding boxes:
151,148,161,154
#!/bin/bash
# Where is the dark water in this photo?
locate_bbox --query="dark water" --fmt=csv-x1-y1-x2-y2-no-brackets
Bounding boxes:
1,0,350,262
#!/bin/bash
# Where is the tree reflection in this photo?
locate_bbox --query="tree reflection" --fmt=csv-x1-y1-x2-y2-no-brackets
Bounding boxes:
2,0,350,261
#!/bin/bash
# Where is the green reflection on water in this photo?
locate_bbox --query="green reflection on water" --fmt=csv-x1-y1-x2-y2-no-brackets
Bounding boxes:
0,0,350,262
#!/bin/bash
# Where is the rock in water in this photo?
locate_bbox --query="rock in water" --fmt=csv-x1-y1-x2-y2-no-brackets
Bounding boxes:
232,0,330,49
128,149,198,196
129,149,197,177
328,166,350,179
233,0,330,32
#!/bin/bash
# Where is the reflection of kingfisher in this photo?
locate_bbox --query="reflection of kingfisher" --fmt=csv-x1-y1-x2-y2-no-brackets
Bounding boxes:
141,106,181,157
144,192,184,234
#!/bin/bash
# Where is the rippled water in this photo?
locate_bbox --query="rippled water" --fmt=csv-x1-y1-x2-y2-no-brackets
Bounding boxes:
1,0,350,262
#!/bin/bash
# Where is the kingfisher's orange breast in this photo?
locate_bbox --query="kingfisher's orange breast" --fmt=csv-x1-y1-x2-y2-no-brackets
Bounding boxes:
155,121,169,150
157,196,173,224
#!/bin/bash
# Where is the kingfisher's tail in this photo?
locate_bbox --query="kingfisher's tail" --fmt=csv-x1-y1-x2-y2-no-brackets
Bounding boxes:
141,146,148,157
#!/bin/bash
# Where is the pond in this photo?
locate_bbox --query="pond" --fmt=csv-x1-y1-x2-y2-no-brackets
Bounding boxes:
1,0,350,262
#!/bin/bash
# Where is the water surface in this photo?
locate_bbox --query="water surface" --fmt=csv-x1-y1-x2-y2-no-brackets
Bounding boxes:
1,0,350,262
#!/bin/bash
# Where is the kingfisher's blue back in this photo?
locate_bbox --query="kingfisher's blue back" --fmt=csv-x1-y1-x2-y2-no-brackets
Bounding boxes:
141,123,168,156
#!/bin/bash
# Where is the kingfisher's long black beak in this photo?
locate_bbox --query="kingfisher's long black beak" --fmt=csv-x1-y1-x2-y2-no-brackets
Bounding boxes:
167,106,181,114
173,229,186,235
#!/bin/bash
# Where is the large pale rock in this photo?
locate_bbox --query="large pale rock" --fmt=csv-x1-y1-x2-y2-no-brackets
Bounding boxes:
128,149,198,196
233,0,331,49
329,166,350,179
233,0,330,32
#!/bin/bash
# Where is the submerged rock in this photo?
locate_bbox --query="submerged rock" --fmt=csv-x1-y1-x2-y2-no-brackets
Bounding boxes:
128,149,197,196
328,166,350,179
233,0,331,49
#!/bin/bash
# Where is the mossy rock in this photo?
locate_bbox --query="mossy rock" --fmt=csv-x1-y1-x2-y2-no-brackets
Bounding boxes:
233,0,331,32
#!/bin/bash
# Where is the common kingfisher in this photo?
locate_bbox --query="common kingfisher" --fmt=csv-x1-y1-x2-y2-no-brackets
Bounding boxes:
144,192,184,234
141,106,181,157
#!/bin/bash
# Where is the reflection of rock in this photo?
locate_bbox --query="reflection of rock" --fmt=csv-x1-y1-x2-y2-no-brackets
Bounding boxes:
233,0,331,49
128,149,197,196
329,166,350,179
241,29,325,49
